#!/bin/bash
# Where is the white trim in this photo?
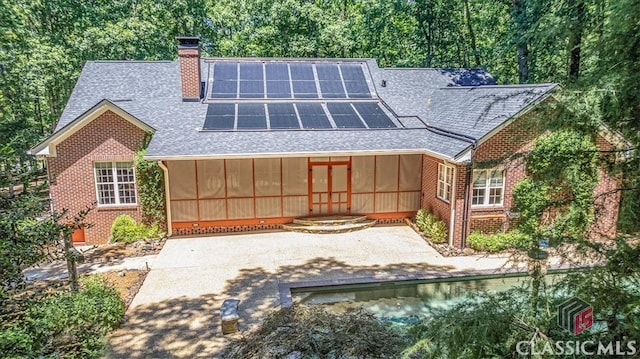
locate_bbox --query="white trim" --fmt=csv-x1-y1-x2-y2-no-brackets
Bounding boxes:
144,148,457,162
448,163,457,246
158,161,172,237
29,100,154,157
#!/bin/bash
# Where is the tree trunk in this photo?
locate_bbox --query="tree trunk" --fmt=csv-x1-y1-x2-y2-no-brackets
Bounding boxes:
512,0,529,83
567,0,586,82
464,0,481,67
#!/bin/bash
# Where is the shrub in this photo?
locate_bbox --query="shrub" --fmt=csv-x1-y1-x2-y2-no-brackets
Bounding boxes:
467,230,530,252
134,149,166,230
416,209,448,244
0,276,125,358
109,214,154,243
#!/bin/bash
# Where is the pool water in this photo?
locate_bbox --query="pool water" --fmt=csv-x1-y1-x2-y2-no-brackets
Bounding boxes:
293,273,566,324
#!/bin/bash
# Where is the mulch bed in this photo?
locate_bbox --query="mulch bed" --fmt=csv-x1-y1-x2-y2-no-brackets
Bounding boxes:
80,238,166,264
404,218,467,257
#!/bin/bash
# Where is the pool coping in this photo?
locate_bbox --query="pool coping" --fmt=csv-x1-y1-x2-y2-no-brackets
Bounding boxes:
277,264,594,308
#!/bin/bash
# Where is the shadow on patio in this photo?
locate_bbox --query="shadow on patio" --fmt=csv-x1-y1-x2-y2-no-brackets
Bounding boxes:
106,257,460,358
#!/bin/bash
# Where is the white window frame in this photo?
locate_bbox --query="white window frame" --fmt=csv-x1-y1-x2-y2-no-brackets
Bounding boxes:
437,163,454,202
472,169,505,207
93,162,137,206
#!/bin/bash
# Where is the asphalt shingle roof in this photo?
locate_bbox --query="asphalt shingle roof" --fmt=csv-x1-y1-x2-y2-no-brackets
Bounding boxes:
48,58,557,161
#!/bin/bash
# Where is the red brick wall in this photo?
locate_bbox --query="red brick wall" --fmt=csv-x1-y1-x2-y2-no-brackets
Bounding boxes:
420,155,451,225
178,47,200,100
47,110,147,244
451,164,468,248
458,113,621,245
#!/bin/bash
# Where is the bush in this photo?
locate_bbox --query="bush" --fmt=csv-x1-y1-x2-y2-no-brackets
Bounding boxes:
0,276,125,358
467,230,530,252
109,214,158,243
415,209,448,244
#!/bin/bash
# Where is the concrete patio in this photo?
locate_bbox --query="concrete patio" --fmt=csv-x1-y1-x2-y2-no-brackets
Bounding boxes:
105,225,522,358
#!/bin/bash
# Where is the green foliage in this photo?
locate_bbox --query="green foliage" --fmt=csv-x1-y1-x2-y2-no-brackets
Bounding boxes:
0,276,125,358
467,230,531,252
513,130,599,244
224,306,406,358
109,214,159,244
134,149,166,229
415,208,448,244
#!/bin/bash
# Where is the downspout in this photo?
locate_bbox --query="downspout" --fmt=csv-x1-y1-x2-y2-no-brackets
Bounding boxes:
157,161,172,237
460,146,477,248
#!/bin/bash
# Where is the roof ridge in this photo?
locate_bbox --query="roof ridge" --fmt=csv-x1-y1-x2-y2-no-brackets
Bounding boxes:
437,83,558,90
89,60,174,64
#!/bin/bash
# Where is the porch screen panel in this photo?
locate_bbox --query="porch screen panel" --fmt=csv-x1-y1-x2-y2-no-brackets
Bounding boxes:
351,156,374,193
398,192,421,211
283,196,308,216
256,197,281,218
226,159,254,197
282,158,307,195
171,200,198,221
375,155,399,192
399,155,422,191
351,193,374,213
197,160,225,198
254,158,281,196
375,192,398,213
199,199,226,220
227,198,254,218
168,161,197,200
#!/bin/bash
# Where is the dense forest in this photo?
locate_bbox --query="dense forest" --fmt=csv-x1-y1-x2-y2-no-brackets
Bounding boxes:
0,0,638,229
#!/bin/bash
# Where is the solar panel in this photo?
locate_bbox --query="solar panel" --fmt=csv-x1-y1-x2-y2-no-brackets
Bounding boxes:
239,63,263,80
237,103,267,129
327,103,365,128
265,63,290,81
316,63,341,81
268,103,300,129
292,80,318,98
266,80,291,98
211,80,237,98
239,80,264,98
319,80,346,98
203,104,235,130
296,103,332,129
352,102,395,128
213,62,238,80
339,64,366,81
344,81,370,98
290,63,314,80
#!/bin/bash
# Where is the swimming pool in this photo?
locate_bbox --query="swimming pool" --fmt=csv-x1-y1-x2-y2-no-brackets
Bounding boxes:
291,271,567,324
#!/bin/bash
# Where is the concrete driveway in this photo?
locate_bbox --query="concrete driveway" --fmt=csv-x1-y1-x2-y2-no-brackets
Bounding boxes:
106,225,514,358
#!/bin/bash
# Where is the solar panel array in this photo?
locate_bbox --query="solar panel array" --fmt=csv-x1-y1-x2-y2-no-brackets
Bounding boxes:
203,102,395,130
209,62,371,99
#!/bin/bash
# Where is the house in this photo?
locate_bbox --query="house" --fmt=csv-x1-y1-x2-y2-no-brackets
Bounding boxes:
30,37,623,246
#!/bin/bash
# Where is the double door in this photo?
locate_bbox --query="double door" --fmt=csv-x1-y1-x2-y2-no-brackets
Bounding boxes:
309,159,350,215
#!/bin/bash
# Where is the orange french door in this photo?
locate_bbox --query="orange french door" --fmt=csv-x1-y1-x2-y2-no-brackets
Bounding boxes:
308,160,350,215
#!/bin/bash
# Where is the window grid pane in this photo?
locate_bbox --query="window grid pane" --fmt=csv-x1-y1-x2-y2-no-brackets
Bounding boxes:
472,169,504,206
95,162,137,205
437,164,453,201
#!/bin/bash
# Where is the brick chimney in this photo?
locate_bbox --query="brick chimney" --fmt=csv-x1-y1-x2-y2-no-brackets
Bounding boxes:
177,36,201,101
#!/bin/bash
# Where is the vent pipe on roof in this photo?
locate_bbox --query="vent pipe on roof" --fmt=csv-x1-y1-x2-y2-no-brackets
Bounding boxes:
177,36,201,102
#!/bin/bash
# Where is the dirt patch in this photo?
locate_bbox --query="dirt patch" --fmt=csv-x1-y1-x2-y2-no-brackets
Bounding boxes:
81,238,166,264
98,270,148,307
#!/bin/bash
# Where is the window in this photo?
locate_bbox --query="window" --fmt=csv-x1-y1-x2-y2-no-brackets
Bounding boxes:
94,162,137,206
472,169,504,206
437,163,454,202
